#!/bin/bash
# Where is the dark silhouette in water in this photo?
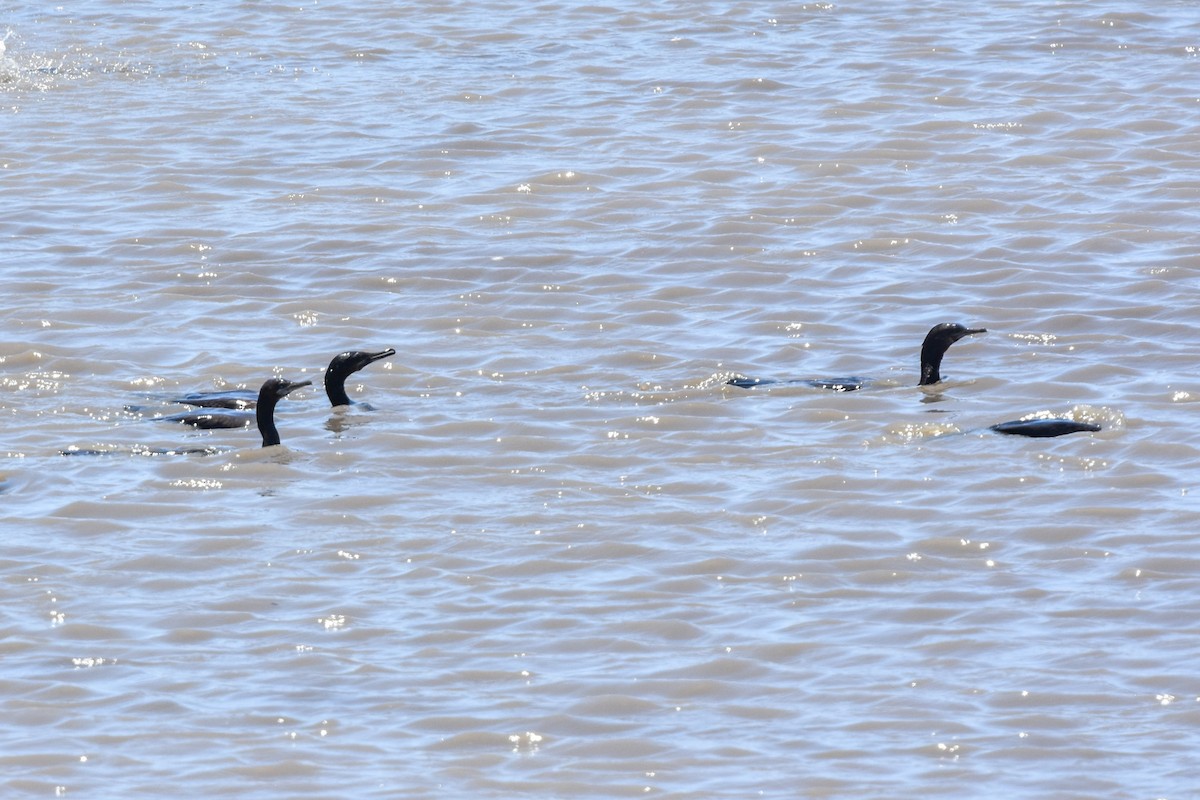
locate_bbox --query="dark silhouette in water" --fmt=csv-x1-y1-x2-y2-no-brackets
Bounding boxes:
727,322,986,391
160,377,311,446
172,388,258,410
990,418,1101,438
64,378,310,456
173,349,394,409
324,348,395,407
157,407,256,430
256,377,311,446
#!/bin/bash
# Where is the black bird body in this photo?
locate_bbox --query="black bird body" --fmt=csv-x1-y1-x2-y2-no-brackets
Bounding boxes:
157,408,255,429
172,389,259,409
159,377,311,446
990,418,1101,438
727,322,986,391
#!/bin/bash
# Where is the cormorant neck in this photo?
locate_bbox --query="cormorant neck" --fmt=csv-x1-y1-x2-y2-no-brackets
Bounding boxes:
324,371,352,407
256,393,282,447
918,337,948,386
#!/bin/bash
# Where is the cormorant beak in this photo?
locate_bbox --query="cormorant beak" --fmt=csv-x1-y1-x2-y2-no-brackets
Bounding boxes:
367,348,396,363
280,379,313,397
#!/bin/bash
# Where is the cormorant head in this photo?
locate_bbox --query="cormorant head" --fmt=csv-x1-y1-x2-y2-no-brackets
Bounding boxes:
260,377,313,403
919,322,986,385
324,348,395,406
927,322,986,346
326,349,396,380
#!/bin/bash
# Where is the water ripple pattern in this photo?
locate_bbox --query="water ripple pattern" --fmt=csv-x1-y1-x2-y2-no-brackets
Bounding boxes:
1,2,1198,797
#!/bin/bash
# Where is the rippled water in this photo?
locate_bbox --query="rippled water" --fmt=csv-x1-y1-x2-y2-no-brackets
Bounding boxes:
3,2,1199,797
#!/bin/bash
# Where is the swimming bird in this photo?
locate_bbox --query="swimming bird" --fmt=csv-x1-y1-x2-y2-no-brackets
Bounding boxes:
727,322,987,391
324,348,395,407
159,377,312,447
989,418,1101,438
173,348,395,409
171,388,258,409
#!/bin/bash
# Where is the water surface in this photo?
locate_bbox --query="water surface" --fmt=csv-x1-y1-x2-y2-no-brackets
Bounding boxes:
2,2,1199,797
